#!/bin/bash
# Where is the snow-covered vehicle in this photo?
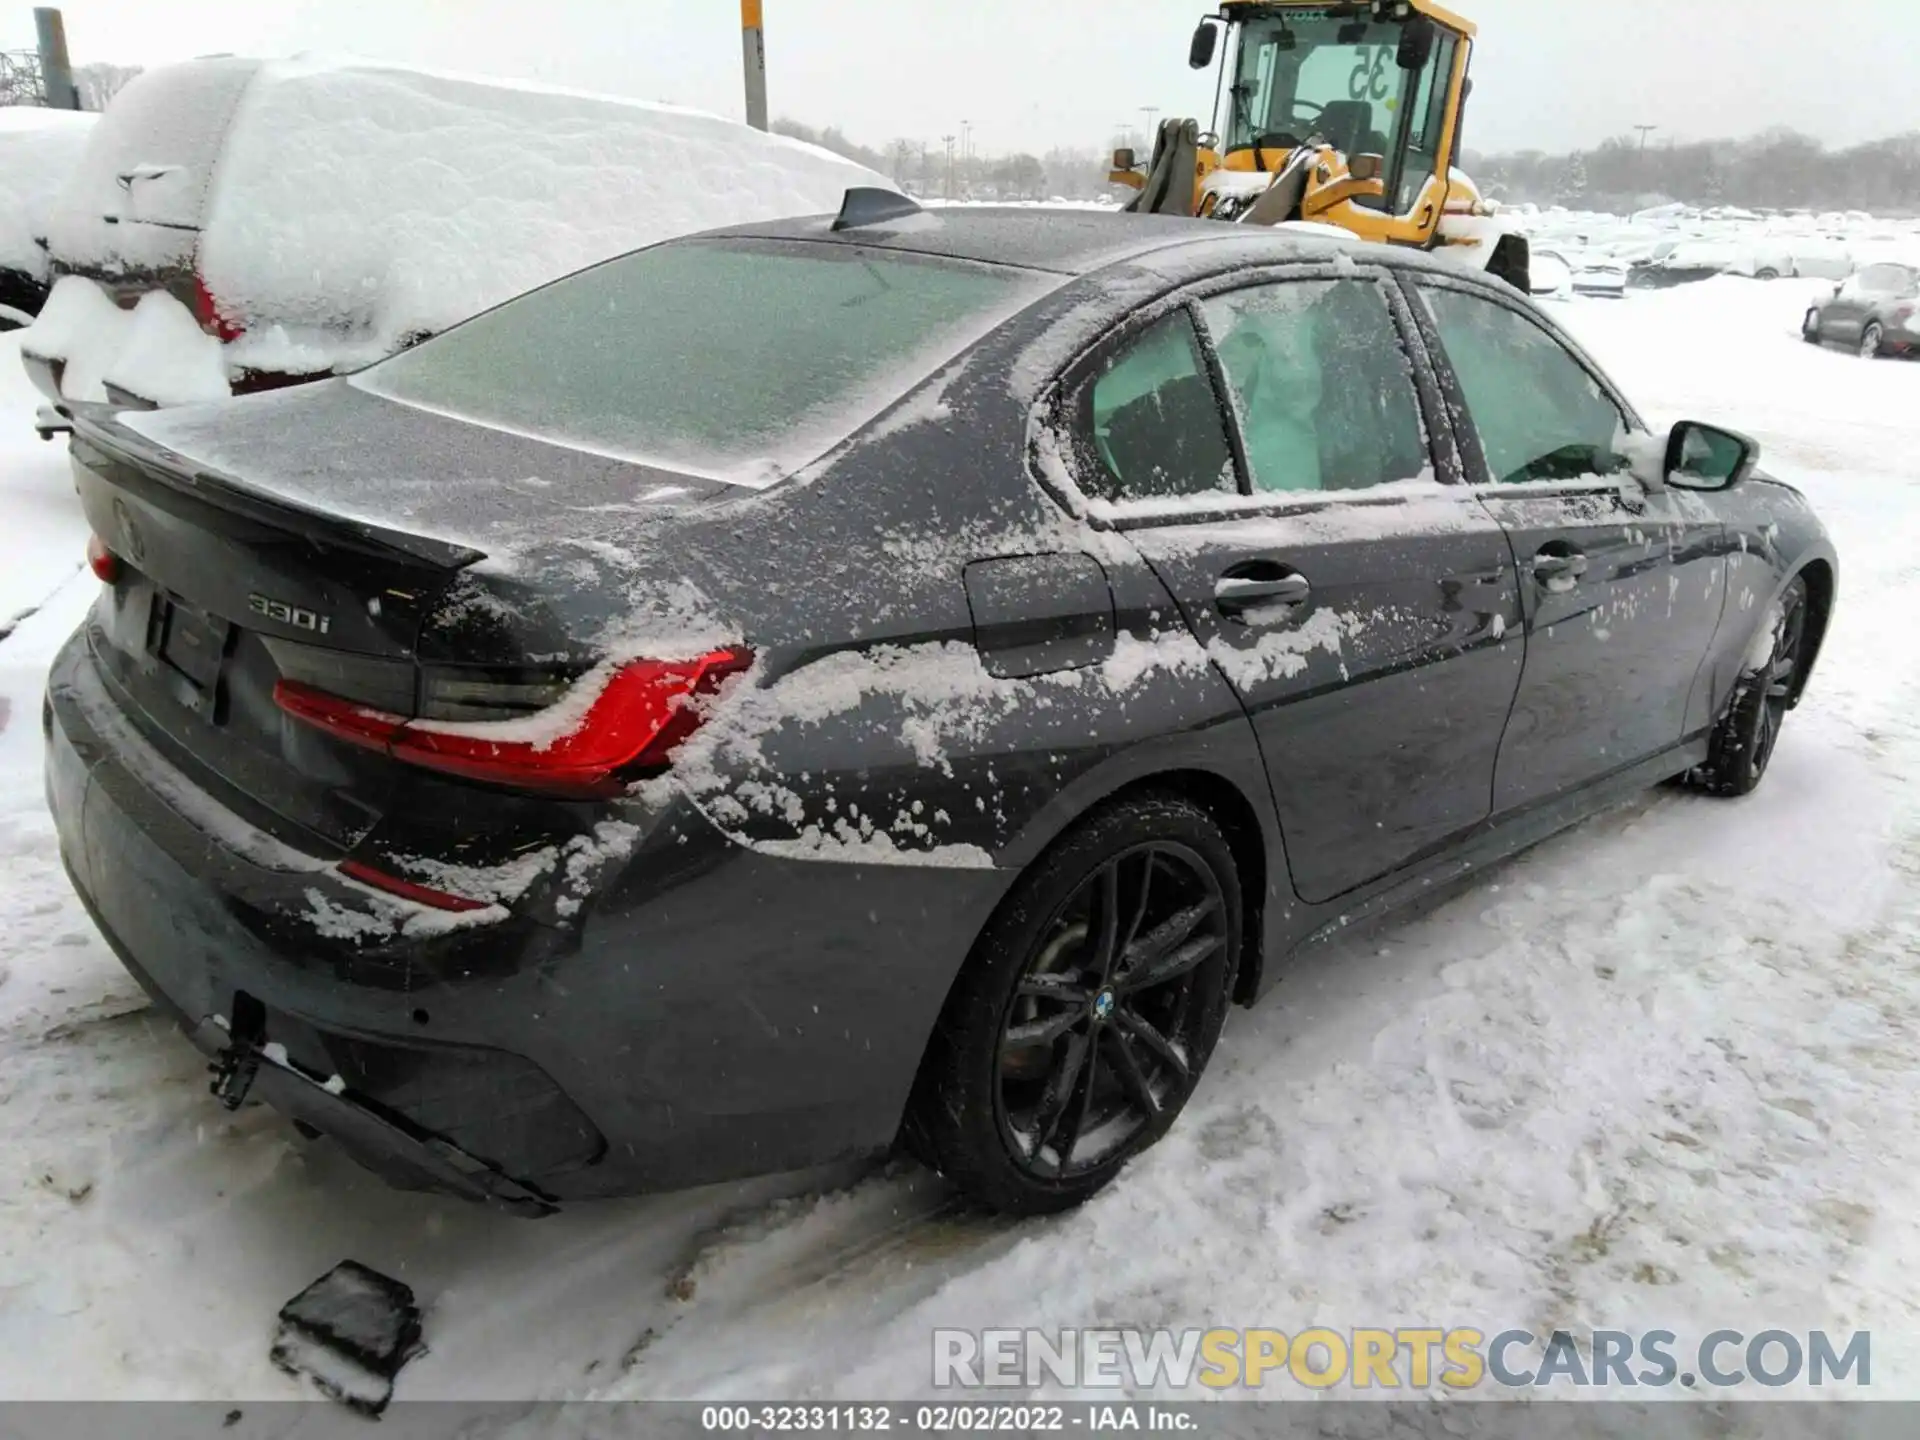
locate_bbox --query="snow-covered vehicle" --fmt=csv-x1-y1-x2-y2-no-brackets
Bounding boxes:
1784,238,1855,281
1529,249,1575,299
0,108,96,330
20,56,890,412
1570,255,1627,298
1630,239,1795,289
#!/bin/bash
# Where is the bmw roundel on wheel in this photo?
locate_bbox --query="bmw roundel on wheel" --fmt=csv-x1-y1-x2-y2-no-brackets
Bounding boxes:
45,197,1836,1216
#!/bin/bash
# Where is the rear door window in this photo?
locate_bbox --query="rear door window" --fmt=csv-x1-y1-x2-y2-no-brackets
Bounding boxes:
1083,310,1237,502
1198,277,1428,494
358,238,1047,486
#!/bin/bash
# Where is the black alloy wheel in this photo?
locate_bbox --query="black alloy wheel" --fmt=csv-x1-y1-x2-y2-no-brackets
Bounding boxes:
1690,576,1810,797
908,795,1240,1214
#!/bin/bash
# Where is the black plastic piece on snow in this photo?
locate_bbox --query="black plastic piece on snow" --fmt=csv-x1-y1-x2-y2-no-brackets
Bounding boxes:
832,186,924,231
270,1260,426,1417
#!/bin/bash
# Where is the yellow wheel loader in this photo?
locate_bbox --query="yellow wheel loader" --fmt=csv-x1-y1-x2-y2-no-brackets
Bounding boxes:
1112,0,1530,292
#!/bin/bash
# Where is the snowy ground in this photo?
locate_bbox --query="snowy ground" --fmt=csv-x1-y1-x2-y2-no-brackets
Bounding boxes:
1,276,1917,1403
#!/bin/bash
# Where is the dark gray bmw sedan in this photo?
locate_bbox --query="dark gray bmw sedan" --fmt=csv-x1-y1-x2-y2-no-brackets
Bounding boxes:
46,193,1836,1217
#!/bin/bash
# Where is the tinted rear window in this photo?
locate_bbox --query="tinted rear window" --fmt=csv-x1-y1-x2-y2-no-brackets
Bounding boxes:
355,239,1047,485
1858,263,1915,294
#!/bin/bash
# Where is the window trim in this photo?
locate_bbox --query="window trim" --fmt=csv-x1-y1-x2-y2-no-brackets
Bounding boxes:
1396,269,1648,495
1040,259,1457,531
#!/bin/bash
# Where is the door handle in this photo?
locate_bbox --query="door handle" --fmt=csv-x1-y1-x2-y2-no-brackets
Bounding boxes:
1216,574,1311,615
1530,550,1589,588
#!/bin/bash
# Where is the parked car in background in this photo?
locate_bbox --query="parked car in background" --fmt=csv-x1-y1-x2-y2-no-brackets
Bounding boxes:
0,107,96,329
1784,238,1854,281
1804,262,1920,358
48,204,1835,1215
1570,255,1627,298
1529,249,1574,299
1630,239,1794,289
20,57,889,412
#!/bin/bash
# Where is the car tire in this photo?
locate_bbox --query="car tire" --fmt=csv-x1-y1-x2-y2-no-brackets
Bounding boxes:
1687,576,1810,798
1802,310,1822,344
1860,322,1885,359
907,793,1242,1215
1755,267,1780,281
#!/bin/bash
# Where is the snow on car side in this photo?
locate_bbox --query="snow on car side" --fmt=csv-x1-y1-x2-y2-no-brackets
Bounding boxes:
20,56,893,410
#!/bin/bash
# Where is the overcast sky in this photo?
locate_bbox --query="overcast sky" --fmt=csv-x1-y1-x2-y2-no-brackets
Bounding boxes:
8,0,1917,157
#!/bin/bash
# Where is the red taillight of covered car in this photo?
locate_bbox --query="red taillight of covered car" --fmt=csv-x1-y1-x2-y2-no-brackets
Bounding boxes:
191,274,244,343
273,649,753,800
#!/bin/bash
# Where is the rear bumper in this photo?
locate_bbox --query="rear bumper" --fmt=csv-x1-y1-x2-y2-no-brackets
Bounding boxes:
46,625,1007,1207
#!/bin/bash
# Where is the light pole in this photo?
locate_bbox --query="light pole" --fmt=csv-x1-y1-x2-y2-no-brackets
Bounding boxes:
741,0,768,131
1632,124,1658,192
943,134,957,201
1141,106,1160,143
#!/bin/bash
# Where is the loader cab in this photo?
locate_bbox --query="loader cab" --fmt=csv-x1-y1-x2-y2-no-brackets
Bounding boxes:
1208,0,1472,233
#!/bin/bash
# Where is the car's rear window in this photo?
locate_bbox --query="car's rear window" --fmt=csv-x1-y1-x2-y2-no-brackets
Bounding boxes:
1857,263,1915,294
354,238,1047,485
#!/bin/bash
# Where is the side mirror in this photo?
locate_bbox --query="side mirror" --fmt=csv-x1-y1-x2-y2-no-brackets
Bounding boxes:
1112,147,1137,172
1397,15,1437,70
1666,421,1758,492
1188,19,1220,70
1349,153,1383,182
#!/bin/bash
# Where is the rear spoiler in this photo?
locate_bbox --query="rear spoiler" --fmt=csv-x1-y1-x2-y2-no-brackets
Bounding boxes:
68,403,488,573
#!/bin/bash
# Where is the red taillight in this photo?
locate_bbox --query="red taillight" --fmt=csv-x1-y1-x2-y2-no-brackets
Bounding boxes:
192,274,243,343
87,534,120,583
274,648,752,798
337,858,491,913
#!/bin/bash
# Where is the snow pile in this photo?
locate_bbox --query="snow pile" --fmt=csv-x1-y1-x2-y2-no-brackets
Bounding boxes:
15,277,229,406
200,57,893,364
0,109,96,281
99,290,230,405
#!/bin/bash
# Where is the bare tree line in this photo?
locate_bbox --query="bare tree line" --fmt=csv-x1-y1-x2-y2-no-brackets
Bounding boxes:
1465,129,1920,217
775,119,1120,202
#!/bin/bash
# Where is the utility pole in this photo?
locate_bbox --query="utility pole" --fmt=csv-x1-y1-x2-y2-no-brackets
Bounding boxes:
34,7,77,110
943,134,956,201
740,0,768,131
1141,105,1160,142
1634,123,1657,157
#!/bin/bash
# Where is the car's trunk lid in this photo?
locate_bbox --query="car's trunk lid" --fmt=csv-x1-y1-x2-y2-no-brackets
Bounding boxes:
69,384,734,855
